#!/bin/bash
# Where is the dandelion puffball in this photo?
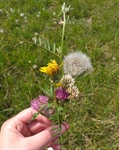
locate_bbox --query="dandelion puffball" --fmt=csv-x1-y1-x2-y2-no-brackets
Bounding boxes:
63,51,93,76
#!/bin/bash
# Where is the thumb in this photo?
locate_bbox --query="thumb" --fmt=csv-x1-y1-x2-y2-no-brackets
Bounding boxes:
26,123,69,150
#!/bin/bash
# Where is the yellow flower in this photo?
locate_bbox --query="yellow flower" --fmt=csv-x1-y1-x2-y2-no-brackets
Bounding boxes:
40,60,60,76
56,81,62,87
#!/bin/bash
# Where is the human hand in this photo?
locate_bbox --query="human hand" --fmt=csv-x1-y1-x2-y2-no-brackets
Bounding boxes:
0,107,69,150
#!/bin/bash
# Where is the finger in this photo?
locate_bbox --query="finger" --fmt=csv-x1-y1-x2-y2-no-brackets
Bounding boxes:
28,120,49,134
15,107,51,125
25,123,69,150
48,144,61,150
52,144,61,150
47,141,61,150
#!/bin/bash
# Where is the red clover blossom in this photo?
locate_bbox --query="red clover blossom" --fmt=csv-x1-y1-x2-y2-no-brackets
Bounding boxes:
55,87,69,101
31,95,49,111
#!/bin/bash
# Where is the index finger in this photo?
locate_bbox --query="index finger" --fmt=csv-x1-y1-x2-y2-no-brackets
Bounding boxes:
15,107,51,125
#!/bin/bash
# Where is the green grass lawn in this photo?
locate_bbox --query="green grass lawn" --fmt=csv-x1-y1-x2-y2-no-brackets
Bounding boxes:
0,0,119,149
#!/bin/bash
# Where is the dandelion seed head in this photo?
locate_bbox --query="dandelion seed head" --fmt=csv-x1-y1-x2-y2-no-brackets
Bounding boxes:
63,51,93,76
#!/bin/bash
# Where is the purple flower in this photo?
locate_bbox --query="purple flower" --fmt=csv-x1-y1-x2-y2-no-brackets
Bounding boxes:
55,87,69,101
31,95,49,111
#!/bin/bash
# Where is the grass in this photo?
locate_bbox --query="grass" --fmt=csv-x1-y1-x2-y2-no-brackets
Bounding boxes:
0,0,119,149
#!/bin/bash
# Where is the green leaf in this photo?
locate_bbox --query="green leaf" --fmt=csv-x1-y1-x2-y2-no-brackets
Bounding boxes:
31,112,39,120
39,86,52,97
53,42,56,53
57,106,63,112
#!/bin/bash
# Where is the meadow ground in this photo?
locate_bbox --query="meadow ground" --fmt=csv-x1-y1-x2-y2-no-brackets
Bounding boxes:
0,0,119,149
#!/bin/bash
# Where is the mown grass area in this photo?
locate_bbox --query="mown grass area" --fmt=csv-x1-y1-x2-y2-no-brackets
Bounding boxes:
0,0,119,149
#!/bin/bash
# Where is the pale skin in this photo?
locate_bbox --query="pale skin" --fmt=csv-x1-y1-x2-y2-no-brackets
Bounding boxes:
0,107,69,150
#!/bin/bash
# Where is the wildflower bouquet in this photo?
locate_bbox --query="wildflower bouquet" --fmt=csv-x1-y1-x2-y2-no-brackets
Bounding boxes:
30,2,93,148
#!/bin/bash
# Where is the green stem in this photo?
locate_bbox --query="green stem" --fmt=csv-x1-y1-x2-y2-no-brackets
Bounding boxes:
57,99,62,130
60,11,66,61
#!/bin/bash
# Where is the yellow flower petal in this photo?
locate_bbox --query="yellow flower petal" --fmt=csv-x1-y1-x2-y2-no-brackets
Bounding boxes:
40,60,61,76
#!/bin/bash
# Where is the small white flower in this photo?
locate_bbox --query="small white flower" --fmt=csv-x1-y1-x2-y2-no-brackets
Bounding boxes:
68,85,80,99
63,51,93,76
0,9,3,13
24,16,27,19
16,27,19,29
10,8,15,13
112,57,116,61
60,75,75,88
24,19,28,23
32,37,37,43
15,19,19,23
34,32,38,36
36,14,40,18
0,29,4,33
33,65,37,69
47,147,54,150
53,12,56,16
20,13,24,17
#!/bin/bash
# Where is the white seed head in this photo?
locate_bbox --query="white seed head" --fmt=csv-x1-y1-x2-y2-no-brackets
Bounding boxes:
63,51,93,76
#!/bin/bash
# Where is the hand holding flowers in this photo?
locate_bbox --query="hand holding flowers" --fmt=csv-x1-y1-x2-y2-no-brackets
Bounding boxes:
30,2,93,149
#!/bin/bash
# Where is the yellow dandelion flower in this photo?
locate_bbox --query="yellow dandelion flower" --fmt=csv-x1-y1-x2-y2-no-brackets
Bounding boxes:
48,60,59,72
40,60,61,76
40,66,53,76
